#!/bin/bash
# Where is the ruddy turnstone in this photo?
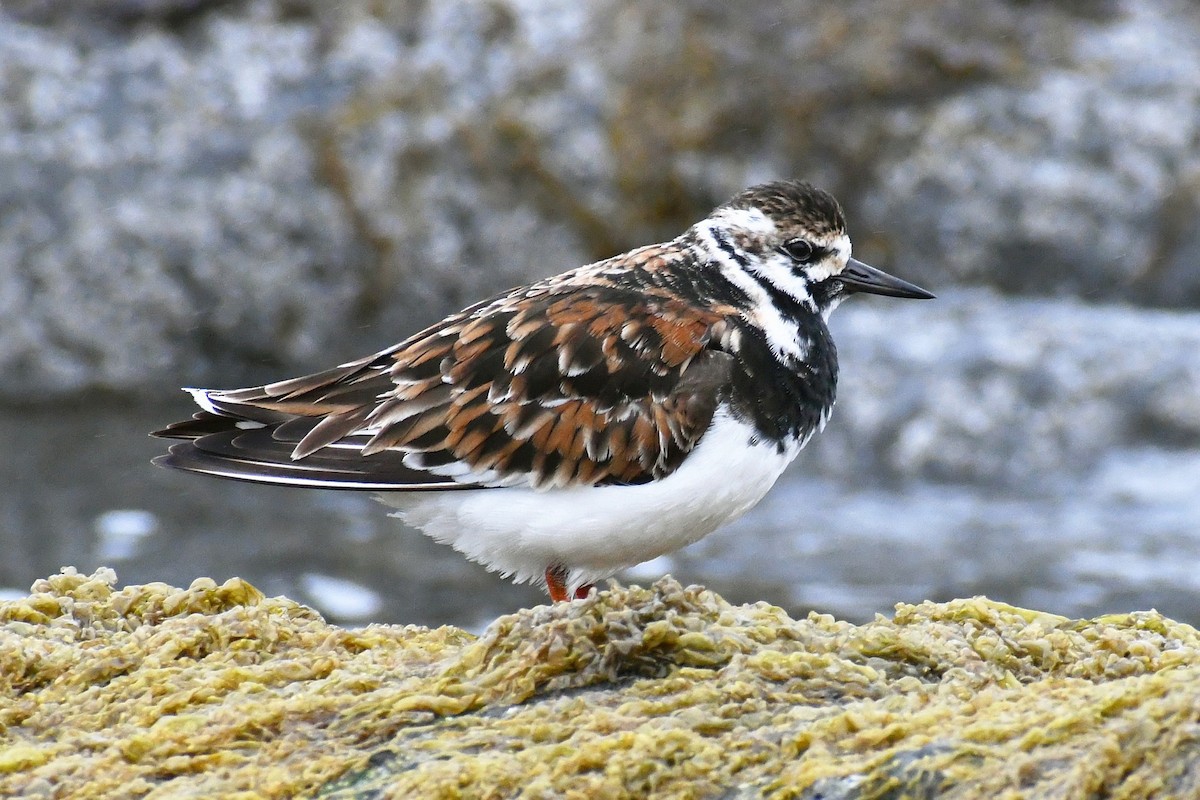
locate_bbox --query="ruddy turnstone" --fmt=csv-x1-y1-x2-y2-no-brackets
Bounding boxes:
153,180,933,602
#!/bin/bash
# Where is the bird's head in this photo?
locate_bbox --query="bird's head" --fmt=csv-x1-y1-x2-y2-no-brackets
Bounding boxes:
699,179,934,318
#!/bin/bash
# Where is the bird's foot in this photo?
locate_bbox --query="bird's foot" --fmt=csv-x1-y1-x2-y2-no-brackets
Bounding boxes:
544,565,594,602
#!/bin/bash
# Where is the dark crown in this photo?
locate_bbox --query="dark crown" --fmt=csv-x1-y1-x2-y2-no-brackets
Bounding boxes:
722,180,846,236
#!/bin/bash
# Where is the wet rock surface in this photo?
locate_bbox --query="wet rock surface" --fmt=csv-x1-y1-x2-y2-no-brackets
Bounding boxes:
863,2,1200,305
2,569,1198,798
817,291,1200,489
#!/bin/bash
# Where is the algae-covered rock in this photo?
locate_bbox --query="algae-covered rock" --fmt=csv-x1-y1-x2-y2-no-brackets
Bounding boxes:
1,569,1198,798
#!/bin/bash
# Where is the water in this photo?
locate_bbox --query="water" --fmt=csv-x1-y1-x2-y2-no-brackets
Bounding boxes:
3,401,1198,630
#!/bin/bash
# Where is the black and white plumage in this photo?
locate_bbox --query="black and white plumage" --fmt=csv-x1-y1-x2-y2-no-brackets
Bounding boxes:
153,180,933,602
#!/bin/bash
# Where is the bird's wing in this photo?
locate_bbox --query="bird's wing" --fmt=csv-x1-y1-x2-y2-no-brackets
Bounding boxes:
154,274,739,491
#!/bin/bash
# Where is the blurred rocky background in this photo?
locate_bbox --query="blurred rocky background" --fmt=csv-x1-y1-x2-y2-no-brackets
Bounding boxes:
2,0,1198,628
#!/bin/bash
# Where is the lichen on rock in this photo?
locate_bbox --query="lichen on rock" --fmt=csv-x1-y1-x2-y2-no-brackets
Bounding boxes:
1,568,1197,798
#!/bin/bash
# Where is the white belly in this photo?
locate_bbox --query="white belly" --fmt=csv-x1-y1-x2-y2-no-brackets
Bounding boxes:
377,410,799,594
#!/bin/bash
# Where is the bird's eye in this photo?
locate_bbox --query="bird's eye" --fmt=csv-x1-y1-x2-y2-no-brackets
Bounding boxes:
781,239,816,264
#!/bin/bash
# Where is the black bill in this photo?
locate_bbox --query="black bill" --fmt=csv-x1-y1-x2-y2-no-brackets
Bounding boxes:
839,257,935,299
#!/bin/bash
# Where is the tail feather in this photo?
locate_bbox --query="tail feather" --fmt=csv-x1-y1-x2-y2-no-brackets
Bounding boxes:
151,440,469,491
151,410,272,440
151,389,481,492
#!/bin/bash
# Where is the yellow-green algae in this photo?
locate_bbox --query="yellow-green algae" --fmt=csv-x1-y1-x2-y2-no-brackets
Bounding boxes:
1,570,1198,799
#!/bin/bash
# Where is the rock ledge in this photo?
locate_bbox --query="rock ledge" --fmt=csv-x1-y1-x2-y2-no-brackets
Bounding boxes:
1,568,1196,798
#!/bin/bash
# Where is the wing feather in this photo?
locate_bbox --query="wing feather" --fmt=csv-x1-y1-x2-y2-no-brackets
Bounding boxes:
153,248,740,491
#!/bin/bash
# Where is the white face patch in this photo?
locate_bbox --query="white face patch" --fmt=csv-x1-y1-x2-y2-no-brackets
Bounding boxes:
806,234,853,321
745,250,814,304
693,214,857,359
802,234,852,284
693,218,810,360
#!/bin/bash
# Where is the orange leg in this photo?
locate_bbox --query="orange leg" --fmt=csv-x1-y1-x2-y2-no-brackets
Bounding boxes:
544,566,596,602
545,566,569,602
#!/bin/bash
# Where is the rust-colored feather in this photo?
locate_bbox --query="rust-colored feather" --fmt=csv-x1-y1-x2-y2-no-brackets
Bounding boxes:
156,247,740,489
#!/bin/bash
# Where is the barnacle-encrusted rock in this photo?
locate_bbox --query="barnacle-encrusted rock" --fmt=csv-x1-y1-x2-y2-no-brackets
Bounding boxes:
1,568,1198,798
